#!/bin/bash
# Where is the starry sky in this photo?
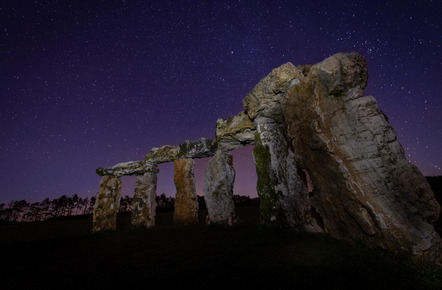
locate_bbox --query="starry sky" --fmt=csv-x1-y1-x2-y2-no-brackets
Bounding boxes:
1,0,441,204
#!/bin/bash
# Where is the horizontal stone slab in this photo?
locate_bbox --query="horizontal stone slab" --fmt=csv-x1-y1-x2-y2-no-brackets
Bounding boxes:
177,138,217,159
216,111,255,151
96,161,159,176
145,145,180,164
145,138,217,164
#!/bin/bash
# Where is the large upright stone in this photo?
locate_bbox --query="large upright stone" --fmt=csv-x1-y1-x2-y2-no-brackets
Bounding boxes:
131,171,158,228
173,158,199,225
282,52,441,259
92,175,122,232
253,117,312,228
242,57,315,229
204,150,240,226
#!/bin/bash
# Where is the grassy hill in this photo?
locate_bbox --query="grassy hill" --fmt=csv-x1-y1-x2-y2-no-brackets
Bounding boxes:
1,205,441,289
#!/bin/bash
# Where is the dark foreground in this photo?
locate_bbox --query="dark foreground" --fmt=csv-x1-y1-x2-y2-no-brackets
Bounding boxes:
1,206,441,289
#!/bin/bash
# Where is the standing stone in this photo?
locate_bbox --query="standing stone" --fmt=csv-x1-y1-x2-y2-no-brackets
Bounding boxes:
173,158,199,225
131,171,158,228
92,175,122,232
253,117,311,228
204,150,240,226
282,52,441,259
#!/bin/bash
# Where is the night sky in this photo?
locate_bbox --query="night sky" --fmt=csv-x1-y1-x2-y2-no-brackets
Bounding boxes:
1,0,441,204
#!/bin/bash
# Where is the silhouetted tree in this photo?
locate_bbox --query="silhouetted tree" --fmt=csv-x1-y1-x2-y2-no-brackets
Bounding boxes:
156,193,174,212
0,192,258,223
233,194,252,206
13,200,30,222
80,197,89,215
53,195,69,217
88,196,96,214
119,195,132,213
70,194,80,215
40,198,52,220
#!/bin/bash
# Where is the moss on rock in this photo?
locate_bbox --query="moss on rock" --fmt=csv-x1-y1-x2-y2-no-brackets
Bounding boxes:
253,134,280,224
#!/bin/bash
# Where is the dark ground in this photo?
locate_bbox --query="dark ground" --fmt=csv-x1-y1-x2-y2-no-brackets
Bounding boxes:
1,205,441,290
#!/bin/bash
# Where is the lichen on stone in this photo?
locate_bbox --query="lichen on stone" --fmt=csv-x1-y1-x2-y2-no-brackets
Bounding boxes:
253,136,279,223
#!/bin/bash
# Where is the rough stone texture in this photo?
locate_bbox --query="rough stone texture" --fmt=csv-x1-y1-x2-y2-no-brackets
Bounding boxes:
177,138,217,159
92,51,441,262
253,117,313,228
144,138,217,164
92,175,122,232
282,52,441,259
96,161,158,176
216,111,255,151
173,158,199,225
203,150,240,226
131,171,158,228
243,62,303,122
145,145,180,164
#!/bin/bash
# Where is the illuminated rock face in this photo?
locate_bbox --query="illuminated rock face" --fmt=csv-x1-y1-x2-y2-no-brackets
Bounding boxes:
253,117,311,228
173,158,199,225
92,175,122,232
282,52,441,259
131,171,158,228
92,52,441,262
216,111,255,151
242,61,316,230
204,150,239,226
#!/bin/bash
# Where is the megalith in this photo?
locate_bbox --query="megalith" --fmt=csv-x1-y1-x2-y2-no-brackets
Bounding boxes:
242,62,313,228
216,111,255,151
92,175,122,232
131,170,158,228
92,51,441,262
253,117,311,228
281,52,441,258
204,150,240,226
173,158,199,225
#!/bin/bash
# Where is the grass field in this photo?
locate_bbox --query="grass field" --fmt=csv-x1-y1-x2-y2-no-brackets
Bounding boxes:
1,205,441,289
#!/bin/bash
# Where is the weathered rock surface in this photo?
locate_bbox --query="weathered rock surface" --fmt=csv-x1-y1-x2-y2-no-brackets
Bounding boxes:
92,51,441,263
96,161,158,176
282,52,441,258
177,137,217,159
145,145,180,164
92,175,122,232
203,150,240,226
144,138,217,164
242,57,319,230
97,139,217,178
243,62,304,122
173,158,199,225
216,111,255,151
253,117,313,228
131,171,158,228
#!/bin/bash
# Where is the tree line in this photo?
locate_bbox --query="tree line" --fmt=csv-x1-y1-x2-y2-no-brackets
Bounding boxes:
2,176,440,224
0,193,255,223
0,194,96,223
